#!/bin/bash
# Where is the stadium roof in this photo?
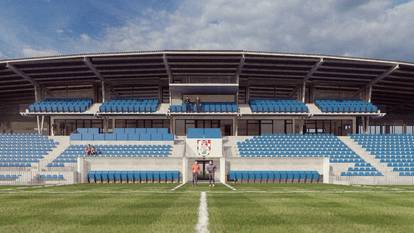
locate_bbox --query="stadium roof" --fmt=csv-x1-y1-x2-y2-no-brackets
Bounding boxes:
0,50,413,112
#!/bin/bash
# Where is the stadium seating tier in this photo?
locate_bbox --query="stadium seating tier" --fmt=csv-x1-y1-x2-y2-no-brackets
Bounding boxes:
28,98,92,113
99,99,159,113
315,99,378,113
351,134,414,176
249,99,308,113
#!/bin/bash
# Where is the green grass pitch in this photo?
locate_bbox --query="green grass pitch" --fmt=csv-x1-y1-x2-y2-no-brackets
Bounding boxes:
0,183,414,233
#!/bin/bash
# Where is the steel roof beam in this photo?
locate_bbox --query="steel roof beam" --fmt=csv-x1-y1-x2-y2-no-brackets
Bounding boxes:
6,63,35,85
83,57,104,81
301,58,323,102
163,54,172,83
369,64,399,86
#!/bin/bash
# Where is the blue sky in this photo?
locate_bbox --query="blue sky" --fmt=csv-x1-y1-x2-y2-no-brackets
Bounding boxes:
0,0,413,61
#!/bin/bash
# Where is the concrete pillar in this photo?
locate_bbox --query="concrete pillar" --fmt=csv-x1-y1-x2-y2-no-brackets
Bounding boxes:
101,81,106,102
292,118,296,134
171,117,176,135
352,117,357,134
301,81,306,103
111,118,115,131
220,157,226,183
233,117,238,136
182,157,188,183
34,84,42,102
103,118,108,133
77,157,88,184
36,116,41,134
323,158,330,184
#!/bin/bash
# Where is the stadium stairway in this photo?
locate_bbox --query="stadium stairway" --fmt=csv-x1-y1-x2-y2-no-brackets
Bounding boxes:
306,104,323,115
38,136,71,169
86,103,102,114
339,136,399,177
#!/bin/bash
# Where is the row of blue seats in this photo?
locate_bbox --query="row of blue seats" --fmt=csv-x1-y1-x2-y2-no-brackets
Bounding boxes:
77,128,170,134
393,167,414,171
251,105,308,113
0,175,20,180
88,171,180,183
348,167,377,172
170,103,237,113
315,99,378,113
0,159,39,162
113,128,169,134
187,128,222,139
47,163,65,167
250,99,308,113
51,145,172,164
99,99,159,113
375,155,414,158
400,172,414,176
70,132,174,141
228,171,321,183
28,98,92,112
387,162,414,167
0,163,32,167
380,159,414,163
239,153,357,157
38,174,65,180
99,104,158,113
341,171,383,176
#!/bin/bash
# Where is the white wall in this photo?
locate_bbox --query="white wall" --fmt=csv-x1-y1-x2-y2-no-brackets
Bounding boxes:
185,138,223,157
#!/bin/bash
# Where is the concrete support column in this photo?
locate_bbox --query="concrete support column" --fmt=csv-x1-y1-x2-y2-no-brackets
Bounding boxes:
220,157,226,183
362,117,367,134
323,158,330,184
171,117,176,135
50,116,55,136
182,157,188,184
103,118,108,133
352,117,357,134
77,157,88,184
292,118,296,134
111,118,116,131
233,117,238,136
36,116,41,134
301,81,306,103
34,84,41,102
101,81,106,102
309,85,315,103
299,119,304,134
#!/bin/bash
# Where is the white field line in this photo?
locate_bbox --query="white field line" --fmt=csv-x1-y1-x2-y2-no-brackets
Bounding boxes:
195,192,209,233
222,182,237,191
1,189,414,195
171,183,186,191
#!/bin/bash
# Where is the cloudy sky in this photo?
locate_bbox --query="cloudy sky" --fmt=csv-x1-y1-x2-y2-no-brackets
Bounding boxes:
0,0,413,61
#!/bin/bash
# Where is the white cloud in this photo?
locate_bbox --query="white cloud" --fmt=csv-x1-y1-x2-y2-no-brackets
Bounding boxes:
72,0,414,61
21,47,59,57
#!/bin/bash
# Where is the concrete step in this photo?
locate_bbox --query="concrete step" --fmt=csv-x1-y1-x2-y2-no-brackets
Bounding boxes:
38,136,71,168
338,136,400,177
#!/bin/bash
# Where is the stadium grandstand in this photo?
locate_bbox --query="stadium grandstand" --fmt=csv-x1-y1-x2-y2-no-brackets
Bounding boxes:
0,50,413,185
